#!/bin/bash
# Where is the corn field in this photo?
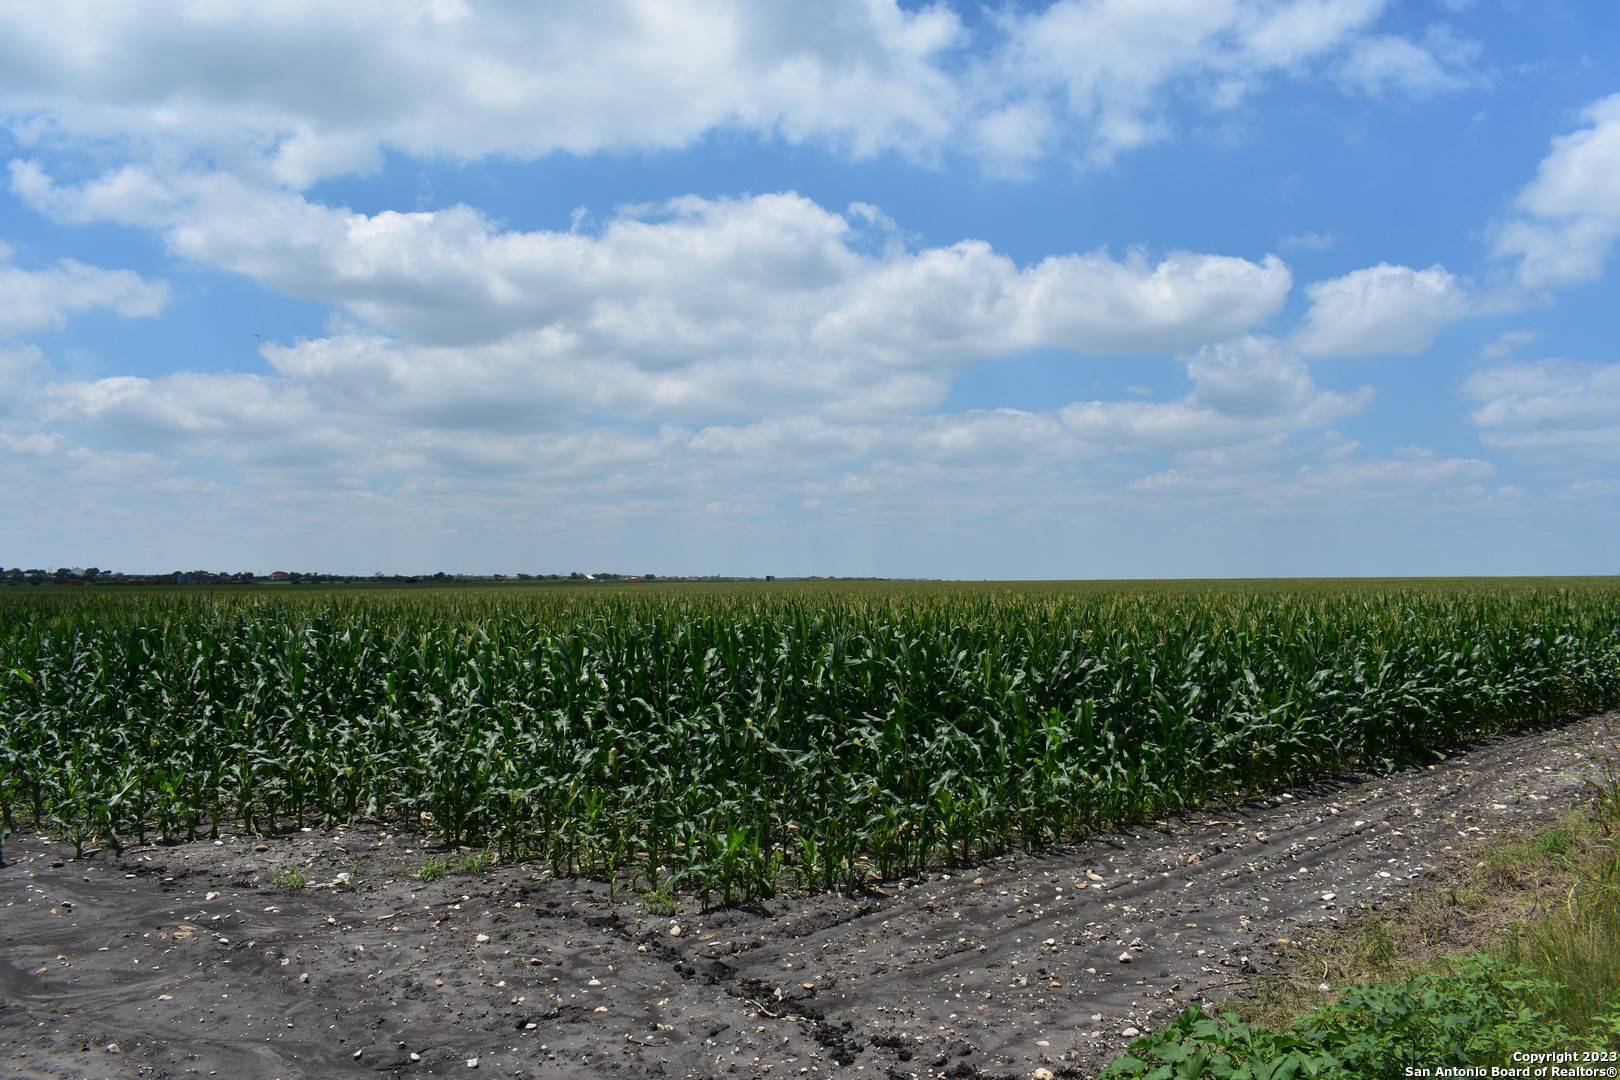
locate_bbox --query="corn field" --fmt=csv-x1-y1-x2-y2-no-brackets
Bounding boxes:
3,581,1619,902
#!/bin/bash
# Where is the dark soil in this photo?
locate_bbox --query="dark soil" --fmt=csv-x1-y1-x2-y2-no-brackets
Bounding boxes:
3,713,1612,1080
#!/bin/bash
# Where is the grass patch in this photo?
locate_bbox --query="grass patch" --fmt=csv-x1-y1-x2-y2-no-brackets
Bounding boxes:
641,883,677,916
1498,798,1620,1037
1107,724,1620,1075
416,850,496,882
1241,810,1602,1031
272,866,309,890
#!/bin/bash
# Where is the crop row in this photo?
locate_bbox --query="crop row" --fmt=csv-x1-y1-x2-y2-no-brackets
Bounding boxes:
2,583,1618,902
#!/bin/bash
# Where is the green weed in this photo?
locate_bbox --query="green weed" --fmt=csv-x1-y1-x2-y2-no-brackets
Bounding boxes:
1112,723,1620,1075
272,867,308,890
417,850,494,882
1104,957,1611,1080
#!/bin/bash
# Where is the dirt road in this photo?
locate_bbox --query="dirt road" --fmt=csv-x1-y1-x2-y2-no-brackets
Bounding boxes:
3,713,1612,1080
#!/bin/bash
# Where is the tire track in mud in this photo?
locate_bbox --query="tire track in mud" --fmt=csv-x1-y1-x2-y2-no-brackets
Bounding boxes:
2,712,1612,1080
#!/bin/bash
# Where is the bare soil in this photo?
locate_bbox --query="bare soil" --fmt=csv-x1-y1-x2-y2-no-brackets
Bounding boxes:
3,713,1612,1080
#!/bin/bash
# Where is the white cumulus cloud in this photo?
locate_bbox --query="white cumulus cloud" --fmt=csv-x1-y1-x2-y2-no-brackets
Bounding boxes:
981,0,1475,164
0,1,1478,180
0,242,169,337
1333,28,1477,98
1294,263,1467,356
12,171,1294,395
1463,360,1620,452
1495,94,1620,288
0,1,964,184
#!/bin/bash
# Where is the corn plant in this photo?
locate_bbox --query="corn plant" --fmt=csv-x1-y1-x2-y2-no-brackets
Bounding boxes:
2,579,1618,901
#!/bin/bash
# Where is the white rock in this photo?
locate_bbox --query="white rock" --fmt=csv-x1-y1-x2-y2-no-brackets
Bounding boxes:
466,1058,479,1068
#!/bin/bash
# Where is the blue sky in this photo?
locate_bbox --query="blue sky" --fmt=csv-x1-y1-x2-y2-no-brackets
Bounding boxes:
1,1,1617,577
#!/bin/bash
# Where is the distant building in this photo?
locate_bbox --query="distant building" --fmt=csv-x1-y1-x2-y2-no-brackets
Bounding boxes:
270,571,291,581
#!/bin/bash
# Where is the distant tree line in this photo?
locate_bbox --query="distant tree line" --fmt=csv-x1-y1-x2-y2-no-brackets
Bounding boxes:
1,565,899,588
0,567,791,587
0,567,260,586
